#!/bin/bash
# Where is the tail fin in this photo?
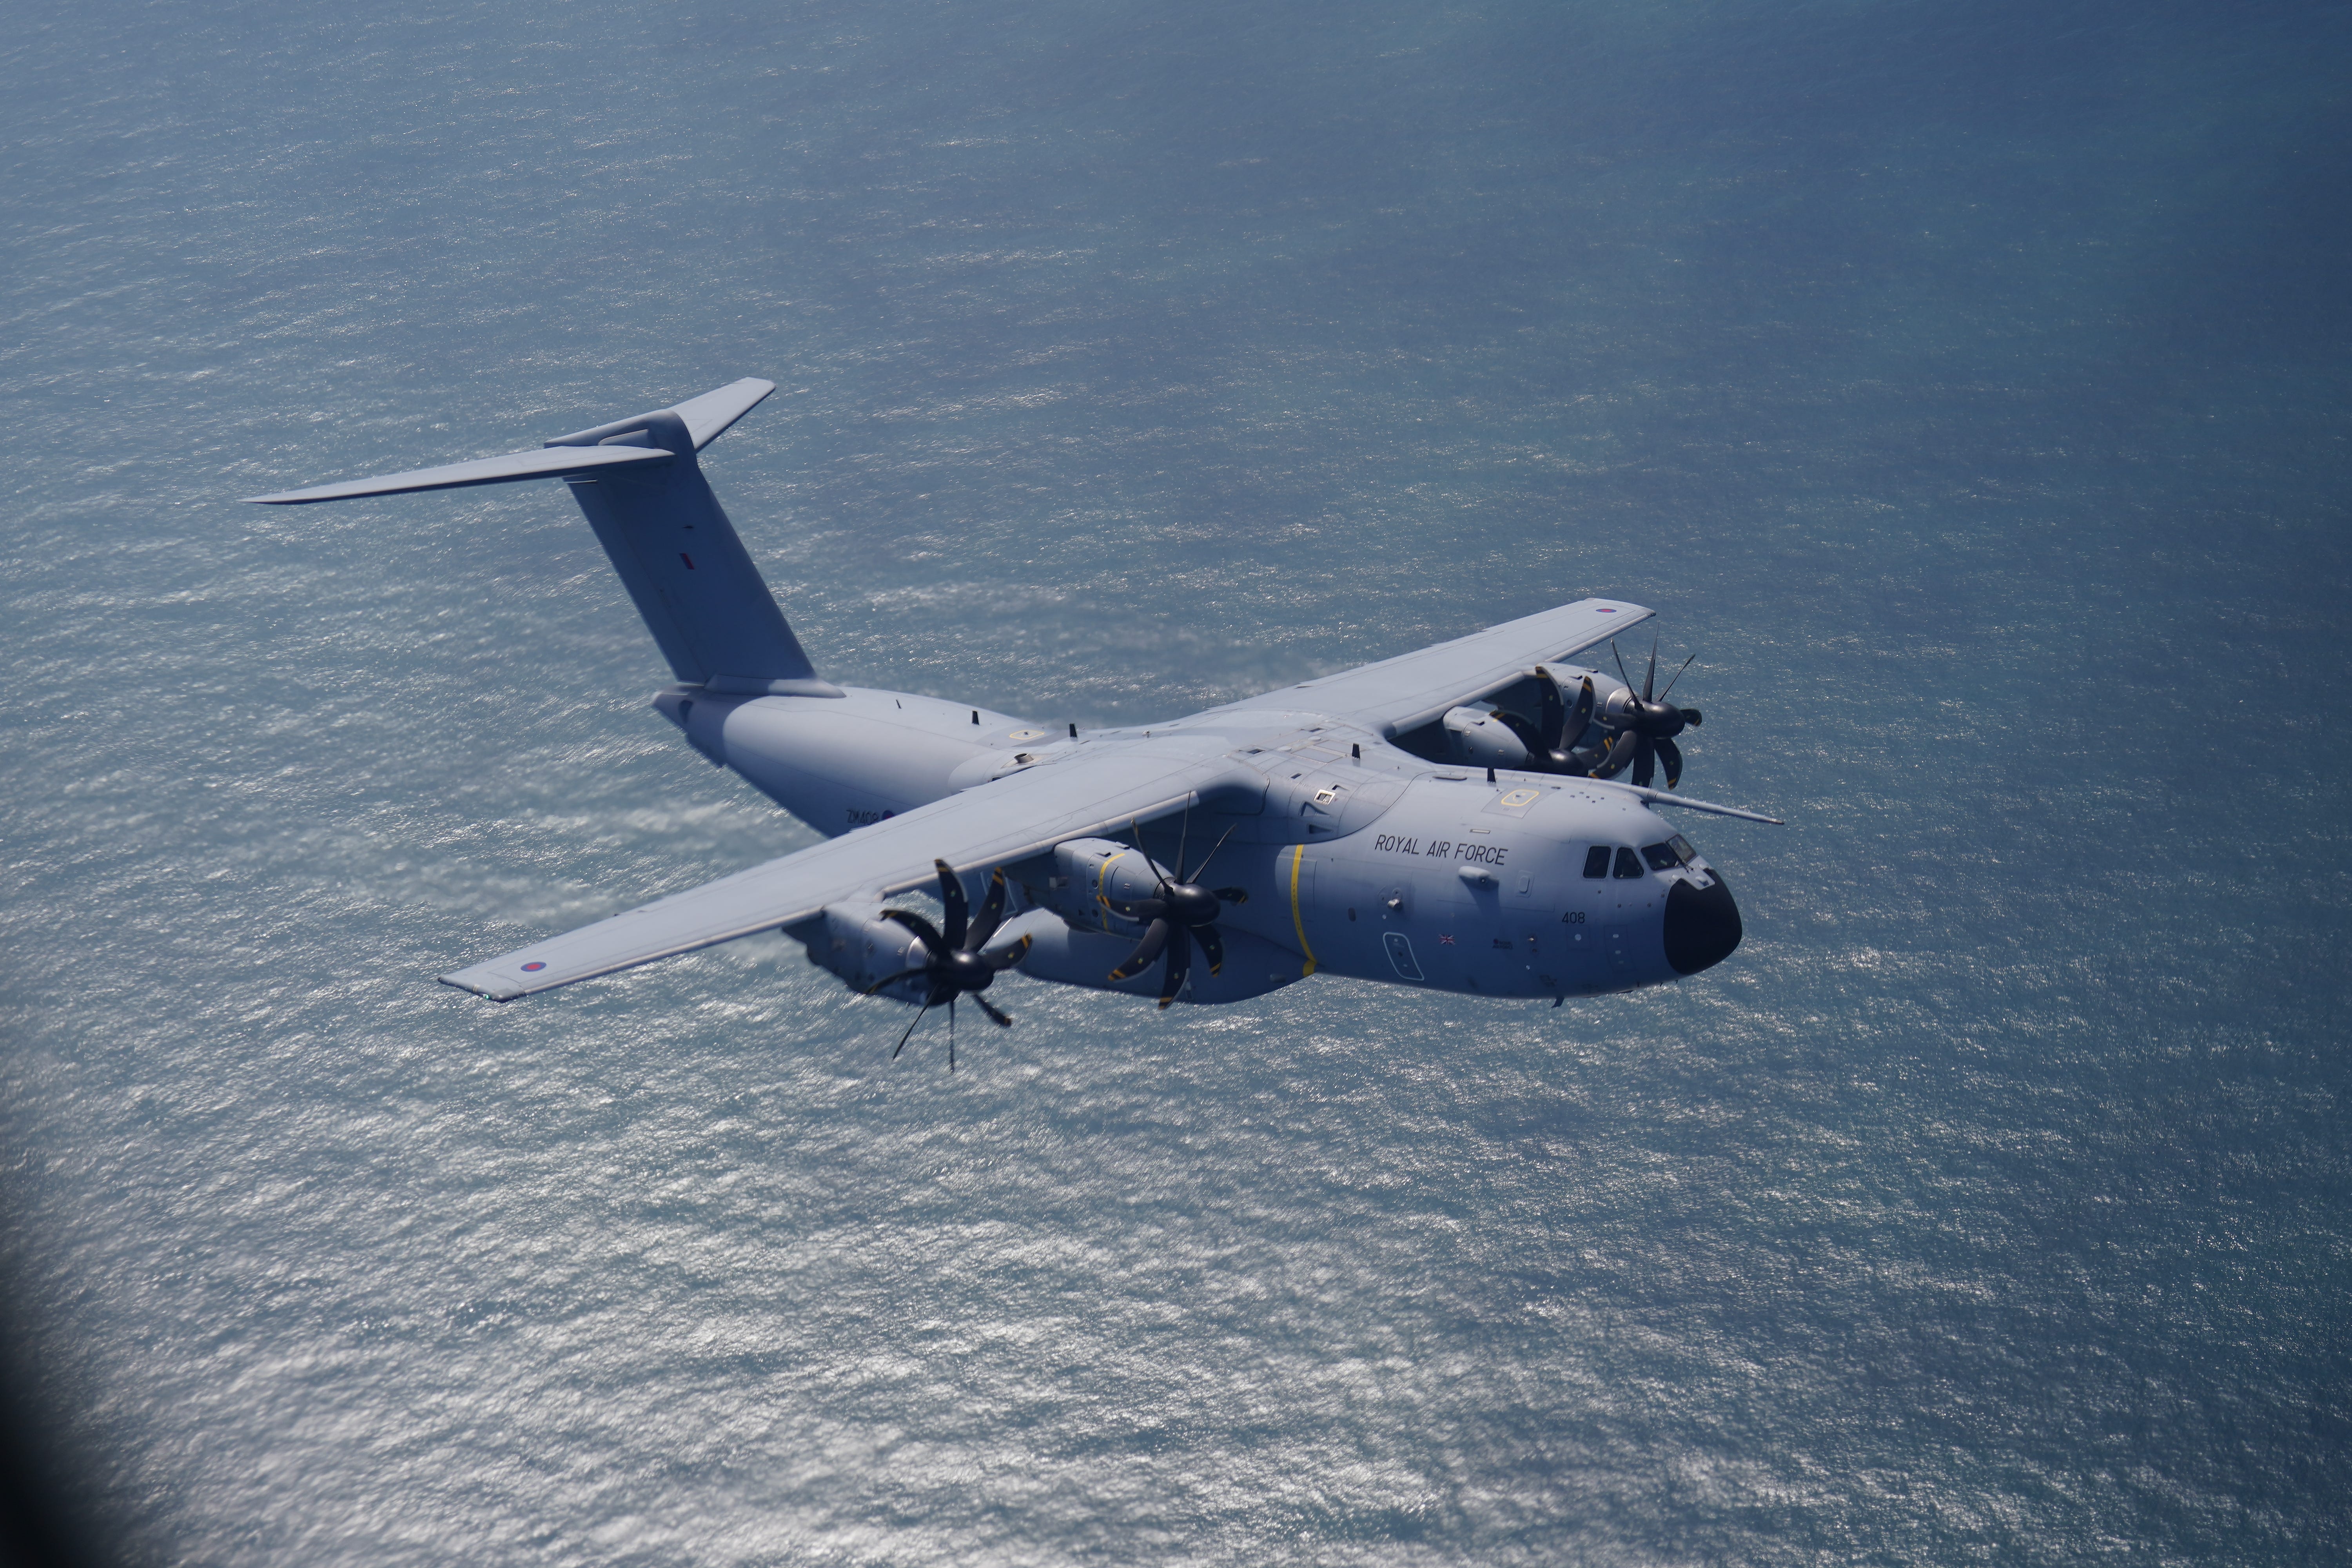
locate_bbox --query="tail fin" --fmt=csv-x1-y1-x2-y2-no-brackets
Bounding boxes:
247,379,840,698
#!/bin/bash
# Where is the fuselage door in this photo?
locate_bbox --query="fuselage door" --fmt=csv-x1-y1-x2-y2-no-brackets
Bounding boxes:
1558,842,1617,982
1383,931,1425,982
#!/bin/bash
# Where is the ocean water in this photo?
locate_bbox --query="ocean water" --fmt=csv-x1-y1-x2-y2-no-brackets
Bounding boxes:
4,0,2349,1561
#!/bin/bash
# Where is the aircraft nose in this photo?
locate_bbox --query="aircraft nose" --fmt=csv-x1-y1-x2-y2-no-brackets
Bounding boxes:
1663,872,1742,975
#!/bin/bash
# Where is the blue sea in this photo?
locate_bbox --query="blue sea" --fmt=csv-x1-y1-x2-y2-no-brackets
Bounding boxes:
4,1,2348,1562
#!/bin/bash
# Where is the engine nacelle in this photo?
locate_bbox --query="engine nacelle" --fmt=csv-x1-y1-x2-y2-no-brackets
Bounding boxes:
991,909,1305,1005
1441,664,1631,768
1441,706,1530,768
803,903,930,1002
1022,837,1166,934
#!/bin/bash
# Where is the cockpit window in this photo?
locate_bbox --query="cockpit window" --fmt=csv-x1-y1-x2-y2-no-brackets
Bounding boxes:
1668,835,1695,864
1642,841,1682,871
1612,846,1644,878
1582,846,1611,879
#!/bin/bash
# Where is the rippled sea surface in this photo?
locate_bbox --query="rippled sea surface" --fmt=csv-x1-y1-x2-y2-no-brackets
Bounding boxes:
5,1,2349,1562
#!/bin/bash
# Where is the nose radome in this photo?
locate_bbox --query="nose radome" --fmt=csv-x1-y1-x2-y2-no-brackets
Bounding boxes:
1664,872,1742,975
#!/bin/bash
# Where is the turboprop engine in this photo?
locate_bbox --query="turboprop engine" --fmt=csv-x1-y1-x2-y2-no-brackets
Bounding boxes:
807,903,933,1000
1010,835,1299,1007
804,860,1033,1009
1441,645,1706,789
1025,837,1169,934
1443,664,1621,771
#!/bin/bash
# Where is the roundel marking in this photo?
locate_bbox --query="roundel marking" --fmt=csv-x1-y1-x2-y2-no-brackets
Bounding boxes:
521,961,547,972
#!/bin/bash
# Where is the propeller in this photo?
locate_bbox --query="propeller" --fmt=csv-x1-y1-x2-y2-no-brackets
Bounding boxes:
1586,637,1704,790
1492,665,1607,775
864,859,1033,1070
1105,810,1247,1010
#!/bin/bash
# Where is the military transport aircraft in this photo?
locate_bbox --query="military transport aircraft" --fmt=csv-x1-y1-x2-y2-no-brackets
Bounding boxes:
250,379,1777,1061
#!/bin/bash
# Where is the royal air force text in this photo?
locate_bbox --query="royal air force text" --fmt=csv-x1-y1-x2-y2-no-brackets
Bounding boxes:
1371,833,1510,867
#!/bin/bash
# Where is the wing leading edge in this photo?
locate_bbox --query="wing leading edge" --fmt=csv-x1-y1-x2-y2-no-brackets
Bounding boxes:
440,743,1243,1001
1215,597,1653,735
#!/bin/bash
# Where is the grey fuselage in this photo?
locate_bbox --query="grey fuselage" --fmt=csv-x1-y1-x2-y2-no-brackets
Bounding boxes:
652,673,1742,1007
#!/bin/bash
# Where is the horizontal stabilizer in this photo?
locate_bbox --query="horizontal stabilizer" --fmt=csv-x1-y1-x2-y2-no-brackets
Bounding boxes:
244,442,670,505
674,377,776,450
544,377,776,452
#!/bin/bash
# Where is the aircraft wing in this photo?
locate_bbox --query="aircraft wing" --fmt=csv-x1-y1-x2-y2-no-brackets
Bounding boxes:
439,742,1241,1001
1216,597,1655,735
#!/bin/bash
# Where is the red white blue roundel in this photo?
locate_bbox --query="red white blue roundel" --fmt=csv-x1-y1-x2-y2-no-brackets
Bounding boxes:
521,961,546,972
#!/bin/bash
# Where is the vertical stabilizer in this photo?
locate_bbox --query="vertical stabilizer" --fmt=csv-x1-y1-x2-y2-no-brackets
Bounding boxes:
545,394,835,696
247,378,839,698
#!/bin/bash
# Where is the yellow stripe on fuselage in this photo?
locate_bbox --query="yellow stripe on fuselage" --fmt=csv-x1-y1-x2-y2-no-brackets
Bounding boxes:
1287,843,1318,977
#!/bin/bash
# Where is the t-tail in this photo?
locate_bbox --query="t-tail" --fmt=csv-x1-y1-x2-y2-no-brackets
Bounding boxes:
245,379,841,698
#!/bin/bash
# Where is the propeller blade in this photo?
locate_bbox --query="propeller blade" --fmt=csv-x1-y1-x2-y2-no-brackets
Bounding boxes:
1657,654,1696,702
1656,735,1684,791
1493,709,1546,760
1172,803,1191,891
965,867,1008,950
1644,636,1657,702
1631,735,1657,788
985,933,1034,971
1611,639,1630,688
973,993,1013,1028
947,997,955,1072
1195,922,1225,976
932,859,968,951
1567,675,1596,740
891,1003,930,1060
1537,671,1566,753
1188,824,1238,885
1589,731,1639,780
1120,817,1157,885
1108,918,1174,982
880,907,950,962
1158,927,1191,1009
862,967,933,997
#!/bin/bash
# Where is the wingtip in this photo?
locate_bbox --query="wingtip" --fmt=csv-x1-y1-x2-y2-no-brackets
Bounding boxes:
438,972,520,1002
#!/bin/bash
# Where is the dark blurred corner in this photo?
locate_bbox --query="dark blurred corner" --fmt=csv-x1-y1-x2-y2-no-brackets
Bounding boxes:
0,1229,111,1568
